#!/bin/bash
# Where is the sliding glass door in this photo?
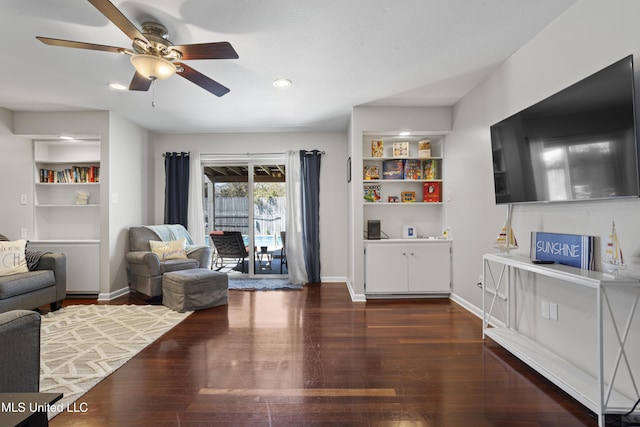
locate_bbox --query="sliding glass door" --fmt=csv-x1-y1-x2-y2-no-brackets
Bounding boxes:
253,165,286,274
203,155,287,277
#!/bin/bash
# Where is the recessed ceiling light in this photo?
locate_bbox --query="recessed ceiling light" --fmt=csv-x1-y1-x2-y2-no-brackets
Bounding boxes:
107,82,127,91
59,135,74,140
399,131,411,136
273,78,292,89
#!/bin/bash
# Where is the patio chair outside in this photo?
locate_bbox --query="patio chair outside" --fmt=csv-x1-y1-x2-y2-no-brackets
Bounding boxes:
210,231,249,273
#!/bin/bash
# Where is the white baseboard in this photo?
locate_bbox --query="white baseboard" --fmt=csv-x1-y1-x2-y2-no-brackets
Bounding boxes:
449,292,483,320
449,292,506,329
345,278,366,302
97,286,130,301
320,275,347,283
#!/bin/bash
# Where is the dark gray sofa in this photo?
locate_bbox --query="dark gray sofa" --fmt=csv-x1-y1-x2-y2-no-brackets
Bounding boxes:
0,310,41,392
0,253,66,314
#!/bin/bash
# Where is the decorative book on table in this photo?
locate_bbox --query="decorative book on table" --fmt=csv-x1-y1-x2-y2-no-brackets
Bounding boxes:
363,165,380,180
404,159,422,180
371,140,384,157
423,182,441,202
383,159,404,179
530,231,595,270
393,142,409,157
363,183,381,203
418,140,431,158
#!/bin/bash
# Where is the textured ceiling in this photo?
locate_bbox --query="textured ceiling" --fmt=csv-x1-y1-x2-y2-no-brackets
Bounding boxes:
0,0,577,133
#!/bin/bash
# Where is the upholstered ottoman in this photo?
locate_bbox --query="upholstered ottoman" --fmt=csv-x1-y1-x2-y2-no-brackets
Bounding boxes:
162,268,228,312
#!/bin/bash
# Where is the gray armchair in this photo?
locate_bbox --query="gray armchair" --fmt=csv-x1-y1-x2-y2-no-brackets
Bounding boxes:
126,225,212,298
0,310,41,392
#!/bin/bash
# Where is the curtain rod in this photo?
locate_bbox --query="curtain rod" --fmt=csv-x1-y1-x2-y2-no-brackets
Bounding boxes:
163,150,324,157
162,152,190,157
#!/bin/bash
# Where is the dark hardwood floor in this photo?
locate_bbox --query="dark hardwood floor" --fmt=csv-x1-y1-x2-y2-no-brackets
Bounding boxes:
47,283,596,426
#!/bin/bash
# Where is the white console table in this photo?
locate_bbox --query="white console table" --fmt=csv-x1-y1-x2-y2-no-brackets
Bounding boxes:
482,253,640,427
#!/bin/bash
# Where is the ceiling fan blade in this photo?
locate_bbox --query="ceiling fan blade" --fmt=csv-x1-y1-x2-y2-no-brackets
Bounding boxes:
87,0,148,44
171,42,239,60
129,72,152,91
36,36,130,54
175,62,230,97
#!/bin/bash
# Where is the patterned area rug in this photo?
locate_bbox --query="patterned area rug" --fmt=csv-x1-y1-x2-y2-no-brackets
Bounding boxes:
228,278,303,290
39,304,191,418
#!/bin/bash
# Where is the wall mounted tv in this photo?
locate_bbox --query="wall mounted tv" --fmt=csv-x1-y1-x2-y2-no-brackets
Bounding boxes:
490,55,640,204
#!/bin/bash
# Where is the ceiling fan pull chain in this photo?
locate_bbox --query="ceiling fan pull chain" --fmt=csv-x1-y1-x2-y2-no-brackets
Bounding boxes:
151,79,156,108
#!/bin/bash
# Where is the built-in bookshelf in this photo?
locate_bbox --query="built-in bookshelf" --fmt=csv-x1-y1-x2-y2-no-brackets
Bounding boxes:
363,137,443,205
360,131,450,296
362,132,445,239
31,139,101,294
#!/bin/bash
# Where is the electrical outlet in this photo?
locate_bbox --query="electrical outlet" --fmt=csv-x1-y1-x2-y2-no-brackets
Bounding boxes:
541,301,550,319
550,303,558,321
20,194,27,205
20,228,27,239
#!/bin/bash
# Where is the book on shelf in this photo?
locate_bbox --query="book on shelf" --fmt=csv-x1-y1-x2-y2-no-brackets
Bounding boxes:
418,140,431,158
363,183,382,203
39,165,100,183
422,159,438,180
75,190,90,205
363,165,380,180
371,140,384,157
393,142,409,157
423,181,441,202
401,191,416,202
382,159,405,179
404,159,422,180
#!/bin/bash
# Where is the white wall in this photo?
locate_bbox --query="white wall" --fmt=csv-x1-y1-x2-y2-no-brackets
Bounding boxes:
445,0,640,389
447,0,640,309
151,131,348,281
106,112,152,297
0,108,33,240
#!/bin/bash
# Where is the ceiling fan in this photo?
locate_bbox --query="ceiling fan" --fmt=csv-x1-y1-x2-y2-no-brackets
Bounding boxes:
36,0,238,97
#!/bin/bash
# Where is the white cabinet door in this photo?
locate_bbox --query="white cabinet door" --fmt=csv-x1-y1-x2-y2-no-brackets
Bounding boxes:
365,243,408,293
407,242,451,293
365,241,451,295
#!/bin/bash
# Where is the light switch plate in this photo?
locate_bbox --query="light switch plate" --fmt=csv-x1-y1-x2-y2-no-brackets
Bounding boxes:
541,301,550,319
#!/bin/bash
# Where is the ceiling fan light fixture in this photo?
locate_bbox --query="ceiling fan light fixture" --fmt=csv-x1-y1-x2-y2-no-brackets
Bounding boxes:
130,54,176,80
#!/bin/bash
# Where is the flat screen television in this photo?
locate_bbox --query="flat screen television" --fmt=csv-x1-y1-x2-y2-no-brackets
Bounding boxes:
490,55,640,204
